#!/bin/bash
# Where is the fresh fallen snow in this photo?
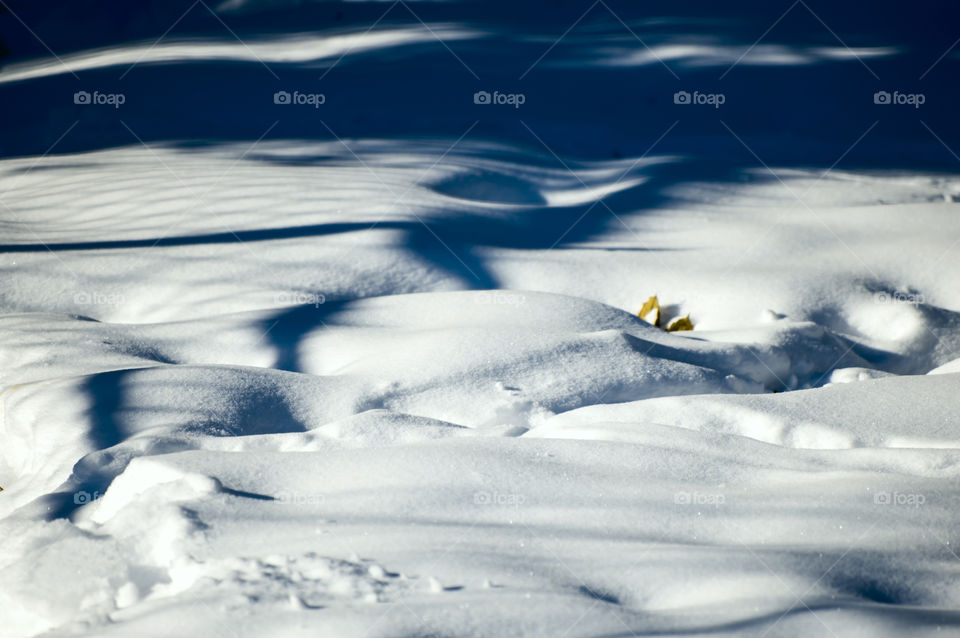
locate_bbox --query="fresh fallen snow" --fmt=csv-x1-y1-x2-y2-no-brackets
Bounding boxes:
2,4,960,629
2,139,959,637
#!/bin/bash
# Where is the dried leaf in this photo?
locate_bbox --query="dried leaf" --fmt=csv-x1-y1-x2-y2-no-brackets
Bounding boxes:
638,295,660,327
665,314,694,332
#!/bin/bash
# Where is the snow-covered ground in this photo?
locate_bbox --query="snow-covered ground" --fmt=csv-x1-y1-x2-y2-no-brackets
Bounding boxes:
2,1,960,636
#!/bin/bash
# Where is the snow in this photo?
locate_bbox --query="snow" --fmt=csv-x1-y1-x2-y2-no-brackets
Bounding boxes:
2,1,960,636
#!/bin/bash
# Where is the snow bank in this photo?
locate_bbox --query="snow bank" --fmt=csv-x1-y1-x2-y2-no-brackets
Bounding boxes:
2,2,960,636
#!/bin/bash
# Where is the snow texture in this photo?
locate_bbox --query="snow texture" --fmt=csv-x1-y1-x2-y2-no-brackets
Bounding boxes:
2,1,960,636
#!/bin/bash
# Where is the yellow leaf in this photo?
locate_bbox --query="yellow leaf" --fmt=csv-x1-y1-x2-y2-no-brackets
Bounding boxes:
665,314,694,332
638,295,660,327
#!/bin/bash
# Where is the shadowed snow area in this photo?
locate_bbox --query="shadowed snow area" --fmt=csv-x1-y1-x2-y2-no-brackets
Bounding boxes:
2,1,960,636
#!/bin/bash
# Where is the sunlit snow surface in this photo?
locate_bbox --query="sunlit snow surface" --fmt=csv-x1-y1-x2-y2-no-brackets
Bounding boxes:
2,2,960,637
